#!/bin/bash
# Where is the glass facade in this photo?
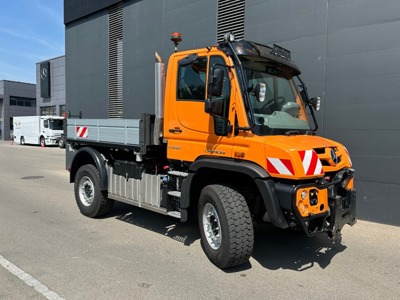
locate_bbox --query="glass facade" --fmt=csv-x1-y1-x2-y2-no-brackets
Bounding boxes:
40,106,57,116
9,96,36,107
60,105,66,117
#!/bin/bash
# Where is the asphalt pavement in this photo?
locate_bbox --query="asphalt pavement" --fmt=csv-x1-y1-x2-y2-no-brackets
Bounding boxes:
0,141,399,299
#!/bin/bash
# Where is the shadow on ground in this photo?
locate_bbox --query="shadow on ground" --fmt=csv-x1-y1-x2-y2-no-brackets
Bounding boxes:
109,202,346,272
109,202,200,246
251,224,346,271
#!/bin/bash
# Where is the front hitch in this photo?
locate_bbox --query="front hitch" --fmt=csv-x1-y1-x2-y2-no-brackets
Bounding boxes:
327,188,357,242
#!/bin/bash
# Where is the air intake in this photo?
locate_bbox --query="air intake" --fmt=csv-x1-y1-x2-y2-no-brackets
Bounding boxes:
108,3,123,118
217,0,245,43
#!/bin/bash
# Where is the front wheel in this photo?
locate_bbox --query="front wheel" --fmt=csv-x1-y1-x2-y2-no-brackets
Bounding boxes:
40,137,45,147
198,184,254,269
58,138,65,148
74,164,114,217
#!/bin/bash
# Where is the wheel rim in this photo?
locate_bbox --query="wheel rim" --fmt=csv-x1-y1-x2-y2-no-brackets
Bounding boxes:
202,203,221,250
79,176,94,207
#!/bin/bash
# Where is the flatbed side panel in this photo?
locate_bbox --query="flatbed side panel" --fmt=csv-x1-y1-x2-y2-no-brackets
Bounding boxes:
66,118,141,146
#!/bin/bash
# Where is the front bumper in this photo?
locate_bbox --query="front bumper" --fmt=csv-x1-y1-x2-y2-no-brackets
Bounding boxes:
274,169,357,240
46,138,59,145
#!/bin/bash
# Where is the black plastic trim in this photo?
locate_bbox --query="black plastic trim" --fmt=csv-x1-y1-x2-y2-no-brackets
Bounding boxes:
189,157,270,178
255,179,289,229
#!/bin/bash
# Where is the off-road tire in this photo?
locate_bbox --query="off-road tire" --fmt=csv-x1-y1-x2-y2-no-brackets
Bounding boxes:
198,184,254,268
74,164,113,217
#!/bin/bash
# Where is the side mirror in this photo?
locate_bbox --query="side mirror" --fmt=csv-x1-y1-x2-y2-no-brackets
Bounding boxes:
255,82,267,102
309,96,321,111
205,68,224,115
205,99,223,115
214,118,232,136
211,68,224,97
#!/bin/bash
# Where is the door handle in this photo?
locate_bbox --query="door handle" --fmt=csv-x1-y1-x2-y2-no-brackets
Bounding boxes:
169,127,182,134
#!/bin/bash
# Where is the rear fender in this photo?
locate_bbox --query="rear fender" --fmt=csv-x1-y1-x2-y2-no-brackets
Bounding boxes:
69,147,108,191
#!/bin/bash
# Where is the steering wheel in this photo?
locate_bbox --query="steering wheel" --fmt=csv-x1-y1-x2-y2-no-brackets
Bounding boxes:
260,96,286,113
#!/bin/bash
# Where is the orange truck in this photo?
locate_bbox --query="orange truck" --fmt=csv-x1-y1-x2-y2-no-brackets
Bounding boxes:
66,33,356,268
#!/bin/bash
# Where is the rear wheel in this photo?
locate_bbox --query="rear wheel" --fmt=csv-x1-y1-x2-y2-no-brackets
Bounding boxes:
20,137,25,145
74,164,113,217
198,184,254,268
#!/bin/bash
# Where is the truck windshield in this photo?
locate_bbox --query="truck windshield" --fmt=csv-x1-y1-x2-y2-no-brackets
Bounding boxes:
240,57,312,135
49,119,64,130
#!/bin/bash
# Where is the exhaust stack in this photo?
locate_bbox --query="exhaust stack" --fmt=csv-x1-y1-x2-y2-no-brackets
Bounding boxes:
154,52,165,145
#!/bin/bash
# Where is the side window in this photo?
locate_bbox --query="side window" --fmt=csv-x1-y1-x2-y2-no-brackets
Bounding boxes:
178,57,207,100
210,56,231,118
44,120,48,128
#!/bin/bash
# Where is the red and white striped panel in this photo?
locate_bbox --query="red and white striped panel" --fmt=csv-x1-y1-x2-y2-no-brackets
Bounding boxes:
266,158,294,176
298,150,323,176
76,126,88,138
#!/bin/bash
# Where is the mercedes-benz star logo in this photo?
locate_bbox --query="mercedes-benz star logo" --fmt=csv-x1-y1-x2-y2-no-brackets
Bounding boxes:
40,67,48,80
330,148,339,166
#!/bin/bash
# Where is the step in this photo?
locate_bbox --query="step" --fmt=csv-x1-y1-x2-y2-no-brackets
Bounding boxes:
166,211,181,219
167,171,188,177
167,191,181,198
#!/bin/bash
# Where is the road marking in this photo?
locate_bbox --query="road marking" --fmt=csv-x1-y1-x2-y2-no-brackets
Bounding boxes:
0,254,64,300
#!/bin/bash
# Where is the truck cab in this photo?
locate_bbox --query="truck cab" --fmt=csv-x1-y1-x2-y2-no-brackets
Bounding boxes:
164,37,356,240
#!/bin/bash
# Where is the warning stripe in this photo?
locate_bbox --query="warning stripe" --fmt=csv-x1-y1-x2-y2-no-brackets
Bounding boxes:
76,126,88,138
299,150,323,175
267,158,294,175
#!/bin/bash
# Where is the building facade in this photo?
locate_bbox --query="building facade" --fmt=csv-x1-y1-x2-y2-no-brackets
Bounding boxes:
0,80,36,141
36,56,66,117
64,0,400,226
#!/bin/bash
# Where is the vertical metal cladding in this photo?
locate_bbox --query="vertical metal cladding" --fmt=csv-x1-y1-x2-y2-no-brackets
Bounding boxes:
108,3,123,118
217,0,245,42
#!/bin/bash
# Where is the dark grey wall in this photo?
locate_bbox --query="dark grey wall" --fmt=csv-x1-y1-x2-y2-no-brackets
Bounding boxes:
65,0,400,225
65,10,109,118
324,1,400,225
123,0,217,118
64,0,122,24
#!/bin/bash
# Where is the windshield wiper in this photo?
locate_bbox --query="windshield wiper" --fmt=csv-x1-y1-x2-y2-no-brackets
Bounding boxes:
285,130,300,136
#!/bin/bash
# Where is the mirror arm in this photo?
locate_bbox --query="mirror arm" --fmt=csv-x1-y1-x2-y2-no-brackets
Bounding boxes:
296,75,319,132
309,105,319,132
224,41,256,129
296,76,310,101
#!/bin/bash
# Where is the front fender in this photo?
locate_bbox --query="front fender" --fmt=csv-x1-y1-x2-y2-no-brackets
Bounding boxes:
181,157,288,229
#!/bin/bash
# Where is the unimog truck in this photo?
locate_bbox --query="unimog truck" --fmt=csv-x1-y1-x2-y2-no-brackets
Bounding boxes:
66,33,356,268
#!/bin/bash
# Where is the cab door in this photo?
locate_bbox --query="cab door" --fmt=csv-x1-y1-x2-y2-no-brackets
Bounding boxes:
165,51,235,162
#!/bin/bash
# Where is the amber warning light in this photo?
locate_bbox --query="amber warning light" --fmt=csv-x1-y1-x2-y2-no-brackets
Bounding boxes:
171,32,182,52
